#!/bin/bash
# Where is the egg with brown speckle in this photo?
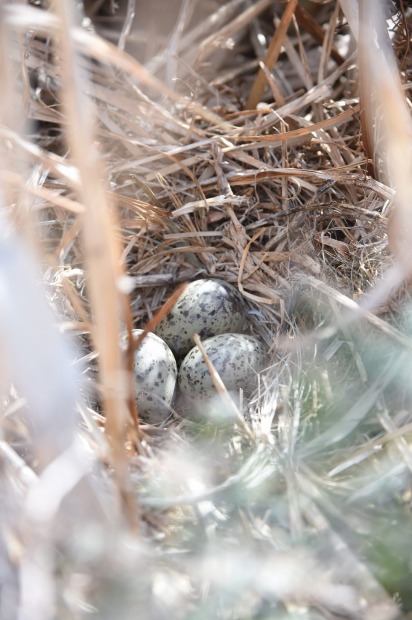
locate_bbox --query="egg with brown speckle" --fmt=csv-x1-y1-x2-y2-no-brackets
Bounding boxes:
178,333,267,405
155,279,246,358
132,330,177,424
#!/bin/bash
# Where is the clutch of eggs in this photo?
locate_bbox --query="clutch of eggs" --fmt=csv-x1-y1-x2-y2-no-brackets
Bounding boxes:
129,280,267,422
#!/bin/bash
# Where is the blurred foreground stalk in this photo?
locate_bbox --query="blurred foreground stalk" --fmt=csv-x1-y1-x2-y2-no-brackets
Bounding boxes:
50,0,139,526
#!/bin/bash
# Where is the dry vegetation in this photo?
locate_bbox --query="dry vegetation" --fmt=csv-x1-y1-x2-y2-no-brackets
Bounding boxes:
1,0,412,618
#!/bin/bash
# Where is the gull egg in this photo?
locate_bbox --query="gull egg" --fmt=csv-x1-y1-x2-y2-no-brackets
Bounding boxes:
131,330,177,424
178,333,267,405
155,279,246,358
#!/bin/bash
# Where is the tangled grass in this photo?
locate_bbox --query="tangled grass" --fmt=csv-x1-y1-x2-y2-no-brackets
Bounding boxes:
0,1,412,618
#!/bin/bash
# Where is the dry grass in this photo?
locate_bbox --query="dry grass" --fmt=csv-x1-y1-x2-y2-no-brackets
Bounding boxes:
1,1,412,618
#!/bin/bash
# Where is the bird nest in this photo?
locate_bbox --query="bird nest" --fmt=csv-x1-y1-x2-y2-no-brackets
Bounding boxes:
2,1,412,619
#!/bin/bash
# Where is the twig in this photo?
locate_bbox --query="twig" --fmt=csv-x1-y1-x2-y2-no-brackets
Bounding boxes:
246,0,299,110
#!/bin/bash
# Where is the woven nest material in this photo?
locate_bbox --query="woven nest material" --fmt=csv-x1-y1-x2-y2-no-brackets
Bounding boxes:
2,1,412,619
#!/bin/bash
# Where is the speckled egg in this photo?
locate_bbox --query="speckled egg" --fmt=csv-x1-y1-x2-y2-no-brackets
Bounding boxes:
178,333,267,404
155,279,246,358
132,330,177,424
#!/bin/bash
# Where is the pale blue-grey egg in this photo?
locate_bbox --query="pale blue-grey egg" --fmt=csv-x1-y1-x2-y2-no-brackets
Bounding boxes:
178,333,267,403
155,279,246,358
132,330,177,423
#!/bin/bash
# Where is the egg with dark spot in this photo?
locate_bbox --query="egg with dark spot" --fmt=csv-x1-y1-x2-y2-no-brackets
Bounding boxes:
155,279,246,358
131,330,177,423
178,333,267,404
